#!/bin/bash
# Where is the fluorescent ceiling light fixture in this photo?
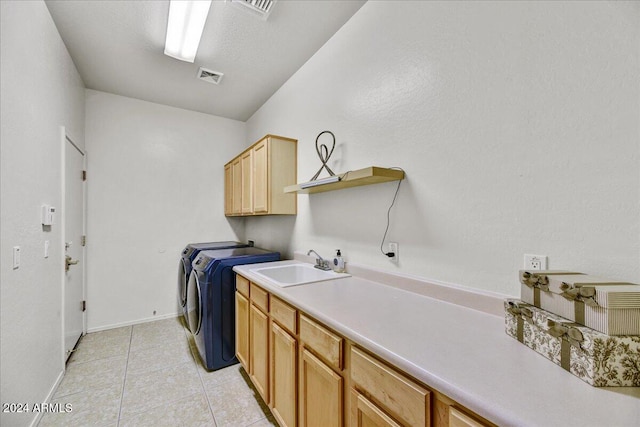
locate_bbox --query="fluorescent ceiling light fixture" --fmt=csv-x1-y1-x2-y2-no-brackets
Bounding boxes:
164,0,212,63
299,175,341,189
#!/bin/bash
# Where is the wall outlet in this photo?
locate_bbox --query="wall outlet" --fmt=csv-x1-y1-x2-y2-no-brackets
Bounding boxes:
388,242,398,261
524,254,547,270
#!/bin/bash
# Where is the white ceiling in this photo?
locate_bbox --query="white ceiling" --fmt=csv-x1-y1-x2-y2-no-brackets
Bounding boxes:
45,0,366,121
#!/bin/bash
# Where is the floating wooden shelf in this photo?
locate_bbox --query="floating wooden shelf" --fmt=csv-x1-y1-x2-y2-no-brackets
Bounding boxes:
284,166,404,194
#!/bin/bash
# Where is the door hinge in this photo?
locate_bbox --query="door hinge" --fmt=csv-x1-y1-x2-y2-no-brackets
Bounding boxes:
82,300,86,312
82,170,87,181
81,235,86,246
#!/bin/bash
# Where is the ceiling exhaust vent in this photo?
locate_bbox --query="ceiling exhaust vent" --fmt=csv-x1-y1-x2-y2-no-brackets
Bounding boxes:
227,0,276,20
197,67,224,85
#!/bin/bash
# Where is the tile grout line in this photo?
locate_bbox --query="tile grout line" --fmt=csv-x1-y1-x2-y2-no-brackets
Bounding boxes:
187,325,220,427
115,326,134,427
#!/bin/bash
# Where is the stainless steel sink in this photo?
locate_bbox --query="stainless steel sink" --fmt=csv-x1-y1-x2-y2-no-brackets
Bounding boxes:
252,264,350,287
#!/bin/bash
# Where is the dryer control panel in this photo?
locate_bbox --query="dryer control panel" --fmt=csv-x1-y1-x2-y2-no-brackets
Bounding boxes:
193,255,212,270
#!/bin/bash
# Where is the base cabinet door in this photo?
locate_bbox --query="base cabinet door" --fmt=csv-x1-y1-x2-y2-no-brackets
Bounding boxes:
299,349,343,427
271,322,297,427
250,304,269,403
236,292,249,370
350,390,402,427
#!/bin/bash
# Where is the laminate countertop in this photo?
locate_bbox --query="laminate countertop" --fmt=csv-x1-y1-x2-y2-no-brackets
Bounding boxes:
233,260,640,427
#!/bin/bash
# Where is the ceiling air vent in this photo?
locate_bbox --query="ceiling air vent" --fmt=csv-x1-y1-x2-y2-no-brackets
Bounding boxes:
227,0,276,20
197,67,224,85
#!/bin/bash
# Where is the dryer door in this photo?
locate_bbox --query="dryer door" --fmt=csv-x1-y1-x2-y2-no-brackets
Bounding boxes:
178,257,189,307
186,270,203,334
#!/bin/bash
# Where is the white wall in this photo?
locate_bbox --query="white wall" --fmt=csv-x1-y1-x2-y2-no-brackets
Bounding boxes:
245,0,640,295
85,90,246,331
0,1,86,426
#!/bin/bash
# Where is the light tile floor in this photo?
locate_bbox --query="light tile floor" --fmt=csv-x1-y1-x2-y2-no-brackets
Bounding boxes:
39,317,276,427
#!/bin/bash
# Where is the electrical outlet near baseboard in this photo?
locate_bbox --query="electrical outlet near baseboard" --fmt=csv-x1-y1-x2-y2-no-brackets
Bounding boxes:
388,242,398,262
524,254,547,270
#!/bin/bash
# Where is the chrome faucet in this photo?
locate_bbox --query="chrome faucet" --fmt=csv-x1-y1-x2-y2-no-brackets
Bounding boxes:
307,249,331,271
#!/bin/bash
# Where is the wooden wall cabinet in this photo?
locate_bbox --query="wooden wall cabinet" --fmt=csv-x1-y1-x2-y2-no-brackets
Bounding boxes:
231,157,242,215
225,134,297,216
241,149,253,215
224,163,233,215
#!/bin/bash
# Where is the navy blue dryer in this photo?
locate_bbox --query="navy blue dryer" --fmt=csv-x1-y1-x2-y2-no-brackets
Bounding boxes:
178,241,248,325
186,247,279,371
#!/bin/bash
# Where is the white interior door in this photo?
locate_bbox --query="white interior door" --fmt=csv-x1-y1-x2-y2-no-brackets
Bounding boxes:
64,134,85,360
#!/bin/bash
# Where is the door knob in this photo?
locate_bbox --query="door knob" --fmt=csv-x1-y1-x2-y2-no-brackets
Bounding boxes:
65,255,79,272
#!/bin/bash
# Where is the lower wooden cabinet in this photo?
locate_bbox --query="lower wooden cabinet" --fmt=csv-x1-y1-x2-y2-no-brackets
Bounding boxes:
351,346,430,427
250,304,270,403
350,389,402,427
271,322,297,427
235,292,249,370
300,348,343,427
235,275,492,427
449,407,486,427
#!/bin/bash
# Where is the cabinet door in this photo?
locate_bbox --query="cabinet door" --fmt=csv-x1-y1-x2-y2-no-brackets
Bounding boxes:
231,157,242,215
224,163,233,216
271,322,297,427
250,304,269,403
253,138,269,214
235,292,249,370
241,150,253,214
300,348,342,427
350,390,401,427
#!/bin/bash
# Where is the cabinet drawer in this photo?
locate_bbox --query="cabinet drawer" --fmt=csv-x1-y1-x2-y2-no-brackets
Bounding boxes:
449,407,487,427
251,283,269,313
299,314,343,369
351,346,430,427
351,389,402,427
271,296,297,334
236,275,249,298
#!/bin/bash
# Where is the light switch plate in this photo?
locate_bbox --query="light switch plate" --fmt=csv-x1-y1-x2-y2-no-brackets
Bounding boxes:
13,246,20,269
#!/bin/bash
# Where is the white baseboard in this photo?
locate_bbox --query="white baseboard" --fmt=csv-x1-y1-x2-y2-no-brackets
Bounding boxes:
87,312,179,333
